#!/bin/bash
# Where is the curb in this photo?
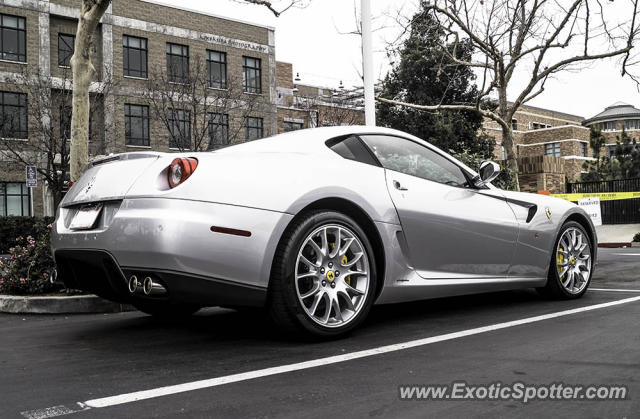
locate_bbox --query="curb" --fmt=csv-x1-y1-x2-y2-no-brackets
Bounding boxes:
0,294,134,314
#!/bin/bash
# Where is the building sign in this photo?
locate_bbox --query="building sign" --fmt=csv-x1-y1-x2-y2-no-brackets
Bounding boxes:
198,33,269,54
578,197,602,226
26,165,37,188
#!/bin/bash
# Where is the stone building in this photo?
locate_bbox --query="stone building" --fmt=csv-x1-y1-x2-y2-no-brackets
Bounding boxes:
582,102,640,154
275,61,364,132
0,0,278,217
483,104,591,193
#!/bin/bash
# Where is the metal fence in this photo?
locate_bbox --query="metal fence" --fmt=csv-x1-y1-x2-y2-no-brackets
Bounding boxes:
567,178,640,224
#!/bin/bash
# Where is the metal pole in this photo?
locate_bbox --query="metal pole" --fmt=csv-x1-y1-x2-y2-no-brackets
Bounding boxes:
361,0,375,126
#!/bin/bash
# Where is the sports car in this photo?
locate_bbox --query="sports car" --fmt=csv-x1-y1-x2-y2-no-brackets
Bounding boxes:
52,126,597,337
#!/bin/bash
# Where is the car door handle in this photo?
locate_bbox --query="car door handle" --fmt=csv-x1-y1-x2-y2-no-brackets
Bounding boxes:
393,180,408,191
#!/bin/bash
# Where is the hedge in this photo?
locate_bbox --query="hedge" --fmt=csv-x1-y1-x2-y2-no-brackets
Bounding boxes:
0,216,55,253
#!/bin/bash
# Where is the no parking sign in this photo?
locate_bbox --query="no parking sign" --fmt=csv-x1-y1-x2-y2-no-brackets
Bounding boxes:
578,197,602,226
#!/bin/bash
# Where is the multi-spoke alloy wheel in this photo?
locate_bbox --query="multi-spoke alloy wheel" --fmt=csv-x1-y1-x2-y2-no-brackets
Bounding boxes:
539,221,594,299
268,210,377,337
555,227,592,294
295,224,370,328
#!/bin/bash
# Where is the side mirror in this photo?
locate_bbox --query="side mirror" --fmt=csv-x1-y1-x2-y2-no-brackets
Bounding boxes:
474,161,500,187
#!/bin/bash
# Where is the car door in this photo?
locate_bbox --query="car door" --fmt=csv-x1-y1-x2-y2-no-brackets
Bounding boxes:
359,134,520,279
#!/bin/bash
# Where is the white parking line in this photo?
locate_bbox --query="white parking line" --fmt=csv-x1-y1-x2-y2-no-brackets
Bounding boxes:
20,295,640,418
611,253,640,256
590,288,640,293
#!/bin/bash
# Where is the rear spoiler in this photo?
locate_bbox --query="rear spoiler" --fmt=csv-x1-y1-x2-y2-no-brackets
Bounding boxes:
87,152,165,169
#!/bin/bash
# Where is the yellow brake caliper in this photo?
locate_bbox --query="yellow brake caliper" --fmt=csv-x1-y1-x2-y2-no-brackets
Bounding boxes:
341,255,351,286
557,247,565,278
330,242,351,286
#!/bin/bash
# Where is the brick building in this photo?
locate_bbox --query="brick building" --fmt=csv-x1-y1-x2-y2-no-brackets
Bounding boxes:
483,104,591,192
275,61,364,132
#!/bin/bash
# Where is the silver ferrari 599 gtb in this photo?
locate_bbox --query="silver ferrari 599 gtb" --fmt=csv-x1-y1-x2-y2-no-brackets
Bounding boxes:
52,126,596,337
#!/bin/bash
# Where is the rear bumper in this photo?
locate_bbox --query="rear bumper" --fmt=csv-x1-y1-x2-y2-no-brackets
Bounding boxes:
52,198,294,306
55,249,266,306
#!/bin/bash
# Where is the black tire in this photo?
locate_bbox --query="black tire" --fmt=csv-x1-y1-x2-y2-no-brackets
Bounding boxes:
268,210,378,338
538,221,593,299
132,300,201,318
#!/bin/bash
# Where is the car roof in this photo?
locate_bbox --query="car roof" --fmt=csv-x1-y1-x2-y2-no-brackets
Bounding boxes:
214,126,420,154
214,125,481,180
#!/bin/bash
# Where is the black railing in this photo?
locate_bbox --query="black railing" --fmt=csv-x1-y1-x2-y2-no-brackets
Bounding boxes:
567,178,640,224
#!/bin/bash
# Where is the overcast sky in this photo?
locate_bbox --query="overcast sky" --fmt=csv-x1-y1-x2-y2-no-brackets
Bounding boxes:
154,0,639,120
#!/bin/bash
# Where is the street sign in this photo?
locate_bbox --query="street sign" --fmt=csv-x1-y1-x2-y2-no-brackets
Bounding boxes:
26,165,37,188
578,196,602,226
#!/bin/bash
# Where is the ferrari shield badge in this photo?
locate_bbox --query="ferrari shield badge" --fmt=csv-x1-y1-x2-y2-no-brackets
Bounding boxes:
545,207,552,220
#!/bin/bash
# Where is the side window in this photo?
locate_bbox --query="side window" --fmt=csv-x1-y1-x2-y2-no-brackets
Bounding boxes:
360,135,470,187
327,135,380,167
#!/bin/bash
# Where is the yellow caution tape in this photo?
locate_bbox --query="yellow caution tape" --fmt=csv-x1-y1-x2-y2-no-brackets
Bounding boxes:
550,191,640,202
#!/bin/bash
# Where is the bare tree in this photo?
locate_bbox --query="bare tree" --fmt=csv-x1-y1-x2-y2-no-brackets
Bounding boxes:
1,68,116,209
377,0,640,190
143,55,264,151
69,0,310,180
237,0,310,16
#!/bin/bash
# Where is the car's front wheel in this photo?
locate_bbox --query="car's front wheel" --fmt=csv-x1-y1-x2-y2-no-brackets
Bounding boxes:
268,210,377,338
539,221,594,299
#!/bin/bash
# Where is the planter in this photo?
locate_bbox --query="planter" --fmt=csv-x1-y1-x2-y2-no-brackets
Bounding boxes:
0,294,134,314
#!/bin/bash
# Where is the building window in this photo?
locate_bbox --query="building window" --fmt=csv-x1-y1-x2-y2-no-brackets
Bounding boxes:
207,113,229,149
58,33,75,67
168,109,190,149
0,182,30,216
166,43,189,83
283,121,303,132
532,122,551,130
207,50,227,89
0,91,27,139
123,35,148,78
580,142,587,157
245,116,263,140
0,14,26,62
624,119,640,130
511,119,518,131
60,105,71,140
243,56,262,94
608,145,617,157
545,142,561,157
125,104,150,146
600,121,617,132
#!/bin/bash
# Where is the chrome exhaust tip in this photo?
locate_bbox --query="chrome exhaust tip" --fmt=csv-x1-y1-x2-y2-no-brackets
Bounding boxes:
142,276,166,296
49,268,58,285
128,275,140,293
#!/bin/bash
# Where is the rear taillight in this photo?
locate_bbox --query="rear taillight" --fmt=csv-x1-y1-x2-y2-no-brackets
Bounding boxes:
168,157,198,188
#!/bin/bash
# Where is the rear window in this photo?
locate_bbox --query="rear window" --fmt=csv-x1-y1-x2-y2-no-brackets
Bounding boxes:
327,135,380,167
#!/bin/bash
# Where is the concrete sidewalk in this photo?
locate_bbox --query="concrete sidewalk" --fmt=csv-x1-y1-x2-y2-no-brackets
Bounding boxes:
596,223,640,245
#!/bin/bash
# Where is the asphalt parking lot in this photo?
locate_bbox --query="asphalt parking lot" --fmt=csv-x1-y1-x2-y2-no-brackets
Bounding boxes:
2,248,640,418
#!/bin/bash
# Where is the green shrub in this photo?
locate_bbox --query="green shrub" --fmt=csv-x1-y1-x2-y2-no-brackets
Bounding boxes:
0,223,60,295
0,216,55,253
633,232,640,243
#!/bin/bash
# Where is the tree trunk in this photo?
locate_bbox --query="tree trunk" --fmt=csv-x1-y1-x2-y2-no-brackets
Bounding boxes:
500,127,520,191
69,0,111,181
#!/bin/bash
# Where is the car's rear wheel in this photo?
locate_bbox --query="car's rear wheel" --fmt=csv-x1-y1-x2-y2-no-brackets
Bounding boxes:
268,210,377,338
539,221,593,299
132,300,201,318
